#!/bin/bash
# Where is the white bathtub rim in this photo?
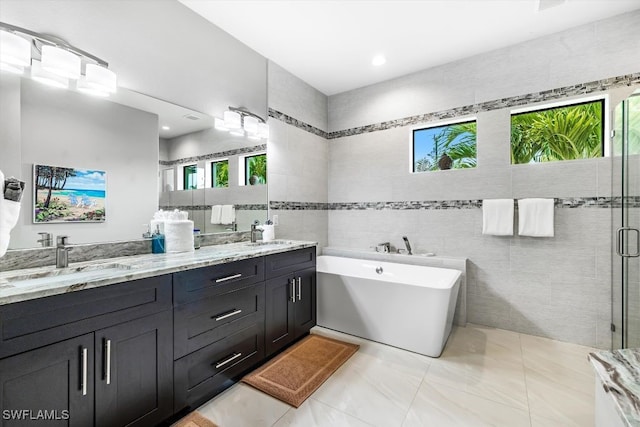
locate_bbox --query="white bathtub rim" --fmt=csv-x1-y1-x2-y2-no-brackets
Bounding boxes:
317,255,461,290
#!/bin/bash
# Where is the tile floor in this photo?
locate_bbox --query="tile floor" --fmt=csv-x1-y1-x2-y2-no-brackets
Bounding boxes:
187,324,597,427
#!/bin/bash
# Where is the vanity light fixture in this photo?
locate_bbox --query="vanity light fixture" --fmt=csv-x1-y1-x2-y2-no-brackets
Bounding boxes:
0,21,118,97
0,30,30,74
218,107,269,140
31,60,69,89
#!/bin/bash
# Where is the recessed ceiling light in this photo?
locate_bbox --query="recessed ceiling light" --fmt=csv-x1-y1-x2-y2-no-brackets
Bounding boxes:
161,125,170,130
372,54,386,67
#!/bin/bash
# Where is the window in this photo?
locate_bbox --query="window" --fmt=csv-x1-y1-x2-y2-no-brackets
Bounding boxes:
245,154,267,185
413,120,477,172
211,160,229,188
511,99,604,164
183,164,197,190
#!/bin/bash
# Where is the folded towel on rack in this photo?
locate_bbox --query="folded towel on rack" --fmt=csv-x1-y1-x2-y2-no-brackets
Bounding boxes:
4,177,25,202
210,205,222,224
0,170,23,257
518,198,554,237
220,205,236,225
482,199,514,236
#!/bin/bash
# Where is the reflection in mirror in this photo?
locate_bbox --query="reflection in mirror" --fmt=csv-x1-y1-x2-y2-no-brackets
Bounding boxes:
0,73,267,250
159,126,268,235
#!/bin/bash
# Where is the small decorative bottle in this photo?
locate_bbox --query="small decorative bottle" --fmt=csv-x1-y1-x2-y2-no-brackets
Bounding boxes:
152,225,165,254
193,228,201,250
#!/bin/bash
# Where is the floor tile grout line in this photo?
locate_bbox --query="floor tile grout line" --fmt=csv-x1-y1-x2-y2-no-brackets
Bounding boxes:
399,367,430,427
519,332,534,427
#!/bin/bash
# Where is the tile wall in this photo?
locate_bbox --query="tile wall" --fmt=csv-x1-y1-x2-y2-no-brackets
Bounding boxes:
267,11,640,348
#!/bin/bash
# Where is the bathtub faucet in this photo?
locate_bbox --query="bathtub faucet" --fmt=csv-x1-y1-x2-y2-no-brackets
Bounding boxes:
402,236,413,255
376,242,391,253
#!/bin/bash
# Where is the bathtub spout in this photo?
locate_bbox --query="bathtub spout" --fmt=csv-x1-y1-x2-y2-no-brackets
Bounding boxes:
402,236,413,255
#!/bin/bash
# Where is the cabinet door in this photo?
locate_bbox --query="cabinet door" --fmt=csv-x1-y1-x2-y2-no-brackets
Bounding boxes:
0,334,94,427
293,268,317,338
95,311,173,427
265,274,295,356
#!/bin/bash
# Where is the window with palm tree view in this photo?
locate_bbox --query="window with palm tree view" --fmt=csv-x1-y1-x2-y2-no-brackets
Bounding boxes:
245,154,267,185
211,160,229,188
413,120,477,172
511,99,604,164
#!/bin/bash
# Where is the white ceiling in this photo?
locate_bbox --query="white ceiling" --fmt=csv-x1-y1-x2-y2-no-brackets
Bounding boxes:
179,0,640,96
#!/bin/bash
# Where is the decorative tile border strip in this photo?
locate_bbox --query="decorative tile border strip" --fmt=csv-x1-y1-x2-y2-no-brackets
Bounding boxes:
269,197,640,211
267,73,639,140
159,204,268,211
326,73,640,139
159,144,266,167
268,108,329,139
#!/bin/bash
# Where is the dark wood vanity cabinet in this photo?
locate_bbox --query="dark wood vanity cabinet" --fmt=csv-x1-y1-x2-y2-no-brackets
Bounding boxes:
0,246,316,426
0,276,173,427
265,248,317,356
172,258,266,411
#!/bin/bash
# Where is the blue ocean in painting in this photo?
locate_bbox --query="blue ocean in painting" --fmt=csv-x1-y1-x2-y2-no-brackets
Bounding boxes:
56,189,106,198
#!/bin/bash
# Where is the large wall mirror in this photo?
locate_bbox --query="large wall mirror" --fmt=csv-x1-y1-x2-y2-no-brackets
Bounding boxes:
1,74,268,250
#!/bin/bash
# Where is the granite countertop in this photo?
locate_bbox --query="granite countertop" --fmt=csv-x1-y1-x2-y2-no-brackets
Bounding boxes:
0,240,317,306
589,348,640,426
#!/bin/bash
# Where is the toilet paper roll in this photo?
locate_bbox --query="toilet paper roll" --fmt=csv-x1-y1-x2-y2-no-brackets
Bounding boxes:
164,220,195,253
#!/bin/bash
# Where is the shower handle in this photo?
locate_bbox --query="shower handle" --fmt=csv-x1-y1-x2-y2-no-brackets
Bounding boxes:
616,227,640,257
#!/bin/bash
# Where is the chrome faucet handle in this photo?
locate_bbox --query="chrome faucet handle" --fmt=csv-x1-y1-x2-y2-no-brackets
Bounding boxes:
57,235,69,246
37,232,53,247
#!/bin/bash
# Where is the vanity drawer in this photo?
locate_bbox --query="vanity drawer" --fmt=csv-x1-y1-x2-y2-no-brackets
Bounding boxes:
0,275,172,359
174,282,265,359
265,247,316,279
174,323,264,411
173,257,265,305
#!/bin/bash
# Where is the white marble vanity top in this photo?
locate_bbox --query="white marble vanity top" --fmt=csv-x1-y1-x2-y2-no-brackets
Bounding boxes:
0,240,317,306
589,348,640,427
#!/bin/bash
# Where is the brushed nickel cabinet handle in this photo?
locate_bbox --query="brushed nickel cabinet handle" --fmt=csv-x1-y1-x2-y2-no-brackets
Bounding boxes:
105,339,111,385
290,278,296,303
214,352,242,369
214,309,243,321
215,273,242,283
81,347,88,396
297,276,302,301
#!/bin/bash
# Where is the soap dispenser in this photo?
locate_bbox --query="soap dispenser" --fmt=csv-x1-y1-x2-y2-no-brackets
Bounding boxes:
152,225,165,254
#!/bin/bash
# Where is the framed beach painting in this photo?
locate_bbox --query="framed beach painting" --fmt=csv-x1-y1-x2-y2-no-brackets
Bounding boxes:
33,164,106,223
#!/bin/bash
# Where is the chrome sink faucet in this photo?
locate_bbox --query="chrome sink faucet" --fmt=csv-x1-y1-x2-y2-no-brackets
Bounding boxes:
56,235,71,268
402,236,413,255
250,220,263,243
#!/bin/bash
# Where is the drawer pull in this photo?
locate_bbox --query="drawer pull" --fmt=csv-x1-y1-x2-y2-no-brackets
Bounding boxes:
214,309,243,321
297,276,302,301
214,352,243,369
215,273,242,283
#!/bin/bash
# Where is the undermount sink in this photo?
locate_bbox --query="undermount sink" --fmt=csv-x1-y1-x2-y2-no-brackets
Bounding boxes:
244,240,294,247
0,262,132,287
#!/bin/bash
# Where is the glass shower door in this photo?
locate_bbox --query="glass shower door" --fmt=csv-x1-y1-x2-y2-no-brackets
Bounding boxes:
614,92,640,349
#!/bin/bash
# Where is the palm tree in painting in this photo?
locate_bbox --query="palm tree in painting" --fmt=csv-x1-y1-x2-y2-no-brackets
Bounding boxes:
35,166,77,208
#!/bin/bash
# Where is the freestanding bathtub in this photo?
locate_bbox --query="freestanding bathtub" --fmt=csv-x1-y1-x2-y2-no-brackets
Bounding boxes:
316,255,461,357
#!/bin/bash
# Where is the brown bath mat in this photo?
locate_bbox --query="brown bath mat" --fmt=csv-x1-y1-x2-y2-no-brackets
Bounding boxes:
173,411,218,427
242,334,359,407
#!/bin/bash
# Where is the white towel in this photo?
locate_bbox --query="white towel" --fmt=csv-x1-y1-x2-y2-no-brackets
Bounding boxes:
518,198,554,237
220,205,236,225
210,205,222,224
0,170,22,257
482,199,514,236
